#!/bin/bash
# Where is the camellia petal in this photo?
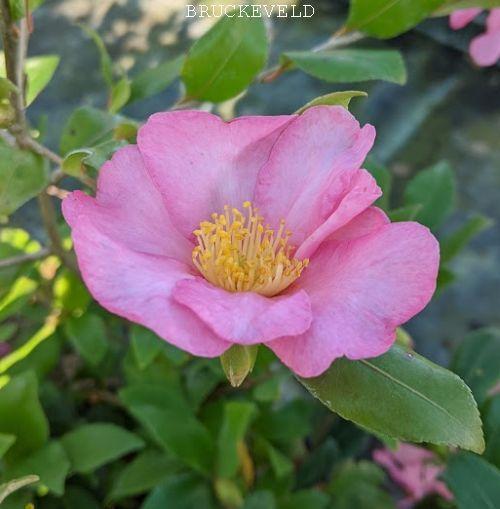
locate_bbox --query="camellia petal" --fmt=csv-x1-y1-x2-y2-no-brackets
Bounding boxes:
137,110,295,239
469,9,500,66
449,8,481,29
172,278,312,345
267,222,439,377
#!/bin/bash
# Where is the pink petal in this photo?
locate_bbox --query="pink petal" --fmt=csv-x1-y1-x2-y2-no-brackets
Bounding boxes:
330,206,389,241
62,145,192,263
137,110,295,239
470,9,500,66
254,106,376,257
172,278,312,345
68,215,230,357
450,8,481,29
267,222,439,377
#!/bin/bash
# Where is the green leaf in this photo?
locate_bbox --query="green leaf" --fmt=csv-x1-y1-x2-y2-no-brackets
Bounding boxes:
295,90,367,114
129,55,184,103
441,214,493,263
434,0,500,15
217,401,256,478
120,384,214,474
296,438,339,489
0,276,37,322
243,491,276,509
0,433,16,458
61,423,144,474
130,324,163,370
388,204,423,222
279,490,330,509
53,269,91,313
283,49,406,85
25,55,60,106
451,328,500,406
8,0,44,21
214,478,243,508
365,159,392,211
403,161,456,230
220,344,258,387
81,25,113,87
0,77,17,98
5,441,70,496
63,486,100,509
109,76,131,114
182,14,267,102
0,475,39,505
443,452,500,509
300,344,484,453
346,0,445,39
108,449,179,501
0,145,47,216
63,313,108,366
0,371,49,460
265,440,294,479
484,396,500,468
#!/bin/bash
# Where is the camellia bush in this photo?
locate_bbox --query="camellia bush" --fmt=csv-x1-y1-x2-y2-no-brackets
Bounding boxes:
0,0,499,508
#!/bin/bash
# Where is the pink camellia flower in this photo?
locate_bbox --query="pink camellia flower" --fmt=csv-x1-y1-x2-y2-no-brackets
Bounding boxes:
450,8,500,66
373,444,453,509
62,106,439,377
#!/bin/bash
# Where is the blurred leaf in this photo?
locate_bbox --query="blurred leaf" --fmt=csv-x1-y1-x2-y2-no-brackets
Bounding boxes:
365,159,392,211
25,55,59,105
8,0,44,20
108,449,179,501
182,14,267,102
0,475,39,505
0,145,47,216
120,384,214,474
184,359,224,409
221,344,258,387
0,77,17,98
300,344,484,453
130,324,163,370
279,490,330,509
295,438,338,489
434,0,500,15
328,460,396,509
346,0,445,38
443,452,500,509
484,396,500,468
295,90,367,114
253,377,281,402
81,25,113,87
5,441,70,496
0,276,37,322
109,76,131,114
64,313,108,367
403,161,456,230
141,474,214,509
63,486,100,509
265,440,294,479
441,214,493,263
217,401,256,478
0,433,16,458
61,422,144,474
53,269,91,313
452,328,500,406
60,106,115,155
0,371,49,460
214,478,244,508
129,55,184,103
243,491,276,509
283,50,406,85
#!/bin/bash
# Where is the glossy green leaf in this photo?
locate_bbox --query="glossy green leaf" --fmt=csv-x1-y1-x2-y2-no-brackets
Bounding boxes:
452,328,500,406
443,452,500,509
61,422,144,474
63,313,108,366
484,396,500,468
25,55,60,105
295,90,367,114
434,0,500,15
0,145,47,216
300,344,484,453
130,324,163,370
283,49,406,84
129,55,184,103
109,76,131,113
5,441,70,496
346,0,445,38
0,371,49,460
182,14,267,102
441,214,493,263
120,384,214,474
403,161,456,230
108,449,179,501
217,401,256,478
0,433,16,458
0,475,39,505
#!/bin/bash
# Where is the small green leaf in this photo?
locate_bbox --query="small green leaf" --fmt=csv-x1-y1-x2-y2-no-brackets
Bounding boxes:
25,55,60,105
295,90,368,114
64,313,108,366
61,423,144,474
53,269,91,313
443,452,500,509
0,475,39,505
81,25,113,87
0,77,17,98
182,14,268,102
0,145,48,216
452,328,500,406
109,76,131,114
403,161,456,230
214,478,243,508
300,344,484,453
129,55,184,103
346,0,445,39
130,324,163,370
0,276,37,322
0,433,16,458
283,49,406,85
434,0,500,15
220,344,258,387
365,159,392,211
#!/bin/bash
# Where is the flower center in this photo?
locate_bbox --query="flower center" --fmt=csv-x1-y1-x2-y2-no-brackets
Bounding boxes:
192,201,308,297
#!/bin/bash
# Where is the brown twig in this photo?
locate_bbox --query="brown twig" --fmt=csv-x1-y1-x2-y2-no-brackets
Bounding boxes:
0,247,50,268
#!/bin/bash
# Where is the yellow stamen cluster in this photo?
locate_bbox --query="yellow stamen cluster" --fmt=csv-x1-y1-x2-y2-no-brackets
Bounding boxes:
192,201,309,297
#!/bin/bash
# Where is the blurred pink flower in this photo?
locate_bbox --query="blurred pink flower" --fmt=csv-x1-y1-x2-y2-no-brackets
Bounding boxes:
450,8,500,66
374,444,453,509
63,107,439,377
